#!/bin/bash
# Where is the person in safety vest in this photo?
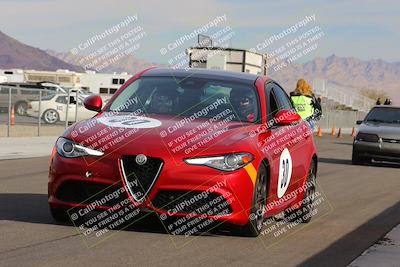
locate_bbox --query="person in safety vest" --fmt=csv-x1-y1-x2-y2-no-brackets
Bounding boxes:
290,79,322,129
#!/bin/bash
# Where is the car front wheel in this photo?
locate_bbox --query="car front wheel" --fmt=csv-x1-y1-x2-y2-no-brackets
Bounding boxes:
239,163,268,237
43,109,59,124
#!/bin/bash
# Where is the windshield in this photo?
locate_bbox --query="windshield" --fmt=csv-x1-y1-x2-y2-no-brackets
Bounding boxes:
41,94,56,100
107,77,260,123
365,107,400,124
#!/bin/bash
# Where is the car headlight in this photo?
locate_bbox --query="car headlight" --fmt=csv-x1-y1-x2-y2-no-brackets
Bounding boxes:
355,132,380,142
56,137,104,158
184,153,254,171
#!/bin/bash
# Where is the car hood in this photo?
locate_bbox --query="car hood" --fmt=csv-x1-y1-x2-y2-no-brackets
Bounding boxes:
359,122,400,139
68,113,256,156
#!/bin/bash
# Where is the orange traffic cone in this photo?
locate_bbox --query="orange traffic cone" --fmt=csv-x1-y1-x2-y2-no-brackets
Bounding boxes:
10,105,15,126
337,128,342,138
331,126,335,136
351,127,356,138
317,126,322,137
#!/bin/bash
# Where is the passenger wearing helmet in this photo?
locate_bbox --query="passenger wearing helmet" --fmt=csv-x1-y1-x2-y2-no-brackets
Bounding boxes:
148,87,178,114
230,89,256,122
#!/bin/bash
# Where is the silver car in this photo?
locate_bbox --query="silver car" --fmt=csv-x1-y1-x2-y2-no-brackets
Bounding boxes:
352,106,400,164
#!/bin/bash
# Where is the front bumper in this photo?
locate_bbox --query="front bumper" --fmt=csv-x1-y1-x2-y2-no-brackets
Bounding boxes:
48,153,258,226
353,139,400,163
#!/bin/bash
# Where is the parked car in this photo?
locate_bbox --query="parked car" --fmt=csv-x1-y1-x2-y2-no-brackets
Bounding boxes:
0,83,55,115
27,93,97,124
48,68,318,237
352,106,400,164
38,82,92,98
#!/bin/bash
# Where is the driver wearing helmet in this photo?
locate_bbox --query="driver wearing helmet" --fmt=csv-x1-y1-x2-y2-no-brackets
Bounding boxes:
148,87,178,114
230,89,256,122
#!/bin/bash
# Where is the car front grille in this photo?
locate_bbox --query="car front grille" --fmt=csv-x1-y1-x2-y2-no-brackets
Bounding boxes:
120,155,163,203
382,138,400,144
56,181,128,207
151,190,232,216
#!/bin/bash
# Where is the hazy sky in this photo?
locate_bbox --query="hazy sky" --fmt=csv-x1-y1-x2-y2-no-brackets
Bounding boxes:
1,0,399,63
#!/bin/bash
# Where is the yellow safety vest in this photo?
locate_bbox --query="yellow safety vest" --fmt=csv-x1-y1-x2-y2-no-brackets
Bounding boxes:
290,95,314,119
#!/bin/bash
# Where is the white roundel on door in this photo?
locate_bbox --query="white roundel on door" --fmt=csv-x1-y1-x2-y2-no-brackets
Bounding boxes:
277,148,293,198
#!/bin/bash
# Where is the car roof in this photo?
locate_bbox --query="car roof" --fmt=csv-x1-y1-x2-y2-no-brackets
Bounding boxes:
142,68,262,84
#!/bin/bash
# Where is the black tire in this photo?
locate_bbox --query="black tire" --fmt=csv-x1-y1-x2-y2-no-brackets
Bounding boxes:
43,109,59,124
15,102,28,116
239,163,268,237
49,206,70,222
285,160,316,223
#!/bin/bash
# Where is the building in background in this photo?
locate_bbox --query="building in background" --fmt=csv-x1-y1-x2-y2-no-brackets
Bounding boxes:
187,47,267,75
80,71,131,95
24,69,81,88
0,69,24,83
0,69,132,95
0,75,7,83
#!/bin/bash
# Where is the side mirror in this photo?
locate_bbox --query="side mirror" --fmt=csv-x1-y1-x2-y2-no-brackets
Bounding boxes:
356,120,363,125
274,109,301,126
84,95,102,112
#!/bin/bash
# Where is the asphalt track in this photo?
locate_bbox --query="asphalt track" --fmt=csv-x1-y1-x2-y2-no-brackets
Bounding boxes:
0,136,399,267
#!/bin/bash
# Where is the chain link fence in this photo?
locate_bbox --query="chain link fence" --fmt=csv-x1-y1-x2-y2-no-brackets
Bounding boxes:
0,85,97,137
0,83,371,137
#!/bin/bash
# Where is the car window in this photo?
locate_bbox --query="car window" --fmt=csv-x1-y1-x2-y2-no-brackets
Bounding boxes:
20,84,43,89
273,84,293,110
265,83,279,121
41,94,56,101
0,87,9,94
55,96,67,104
202,85,230,105
269,91,279,119
108,77,260,123
21,89,40,95
0,88,17,94
365,107,400,124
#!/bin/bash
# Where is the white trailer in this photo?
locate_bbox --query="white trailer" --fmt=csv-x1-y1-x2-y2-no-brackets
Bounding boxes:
187,47,267,75
0,75,7,83
80,71,132,95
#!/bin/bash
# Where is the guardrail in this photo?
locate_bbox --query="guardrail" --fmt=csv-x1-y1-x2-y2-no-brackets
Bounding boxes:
312,79,375,112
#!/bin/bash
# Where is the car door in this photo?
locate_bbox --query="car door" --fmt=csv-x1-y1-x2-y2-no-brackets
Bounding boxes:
54,96,69,121
262,82,305,211
272,83,310,195
67,96,79,121
262,82,295,211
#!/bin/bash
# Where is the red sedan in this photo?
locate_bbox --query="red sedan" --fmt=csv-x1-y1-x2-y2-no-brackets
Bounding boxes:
48,68,317,237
